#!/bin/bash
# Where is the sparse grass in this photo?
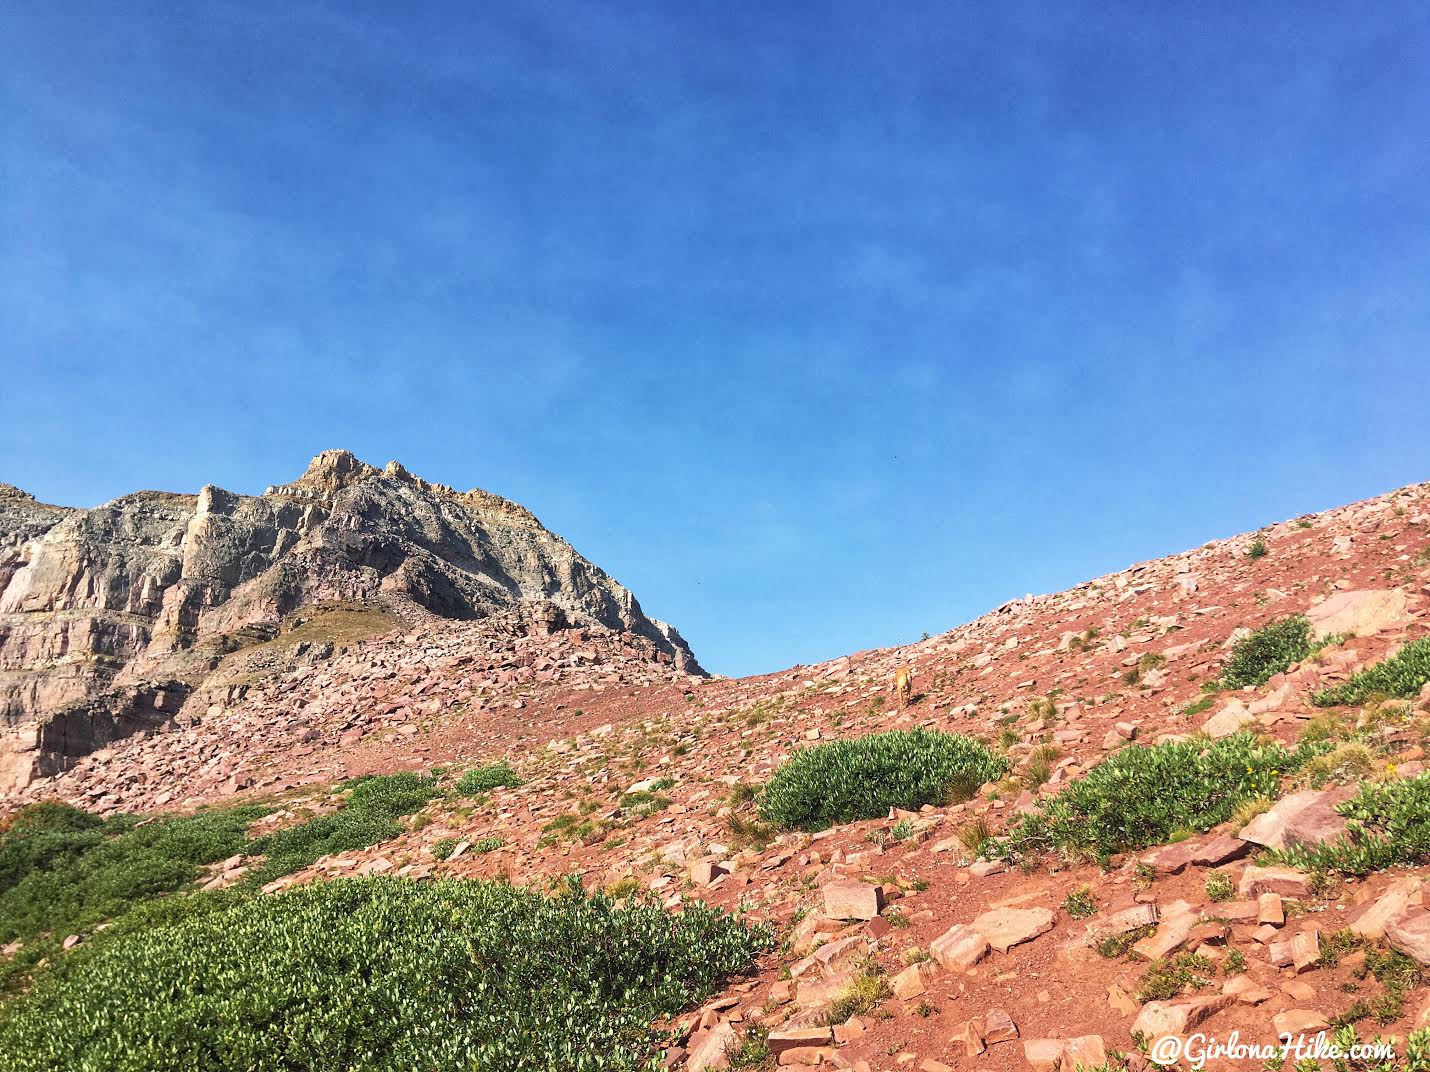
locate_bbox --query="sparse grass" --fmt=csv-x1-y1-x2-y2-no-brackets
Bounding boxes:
821,960,892,1026
1314,636,1430,707
1305,742,1378,788
1022,743,1060,788
1179,695,1215,718
1095,924,1156,959
957,818,992,856
1205,872,1235,902
759,730,1007,831
1062,886,1096,919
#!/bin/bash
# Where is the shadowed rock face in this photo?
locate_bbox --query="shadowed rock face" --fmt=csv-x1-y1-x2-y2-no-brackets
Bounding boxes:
0,452,700,788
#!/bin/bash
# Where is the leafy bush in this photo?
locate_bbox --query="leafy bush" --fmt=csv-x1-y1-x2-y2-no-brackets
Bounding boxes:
0,876,771,1071
455,761,524,796
996,733,1312,858
0,801,270,944
758,730,1008,831
248,773,439,882
1278,773,1430,875
1314,637,1430,707
1220,615,1314,689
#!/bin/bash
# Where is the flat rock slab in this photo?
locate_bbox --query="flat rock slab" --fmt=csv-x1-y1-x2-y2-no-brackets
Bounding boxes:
821,878,885,921
1386,910,1430,966
1239,788,1352,852
972,906,1055,953
931,923,990,971
1308,588,1412,639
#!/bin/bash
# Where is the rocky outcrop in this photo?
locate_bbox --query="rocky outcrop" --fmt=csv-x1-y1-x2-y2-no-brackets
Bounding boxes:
0,452,701,790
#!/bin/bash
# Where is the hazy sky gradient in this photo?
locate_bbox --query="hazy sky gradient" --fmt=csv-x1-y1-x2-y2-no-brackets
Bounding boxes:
4,3,1429,674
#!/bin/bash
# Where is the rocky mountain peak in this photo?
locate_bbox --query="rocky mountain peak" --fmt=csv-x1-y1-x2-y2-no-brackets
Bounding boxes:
0,453,702,791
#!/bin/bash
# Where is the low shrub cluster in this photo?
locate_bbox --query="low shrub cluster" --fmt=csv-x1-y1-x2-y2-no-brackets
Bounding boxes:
995,733,1314,859
758,730,1008,831
455,761,524,796
0,876,772,1072
1314,636,1430,707
1278,773,1430,875
0,800,270,946
247,772,439,882
1219,615,1315,689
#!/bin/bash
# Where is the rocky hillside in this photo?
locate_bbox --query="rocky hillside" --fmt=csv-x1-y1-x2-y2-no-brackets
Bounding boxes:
0,451,699,792
6,476,1430,1072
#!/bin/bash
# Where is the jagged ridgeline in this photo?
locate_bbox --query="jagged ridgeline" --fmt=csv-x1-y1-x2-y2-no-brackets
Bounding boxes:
0,451,701,790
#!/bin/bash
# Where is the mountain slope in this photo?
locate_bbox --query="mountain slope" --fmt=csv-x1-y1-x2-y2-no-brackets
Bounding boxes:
0,451,699,791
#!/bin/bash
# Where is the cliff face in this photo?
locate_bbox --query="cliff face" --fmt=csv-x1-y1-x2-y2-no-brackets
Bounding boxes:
0,452,700,790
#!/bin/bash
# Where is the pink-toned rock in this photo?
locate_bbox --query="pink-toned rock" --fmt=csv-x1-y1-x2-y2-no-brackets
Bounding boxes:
891,961,938,999
1131,994,1234,1040
686,1021,736,1072
1085,903,1159,946
1223,975,1273,1004
951,1019,986,1057
822,879,885,921
766,1028,833,1055
1257,892,1284,925
1307,588,1412,639
1350,877,1422,939
1239,789,1351,852
1133,901,1197,959
1022,1039,1065,1072
930,923,990,972
1272,1009,1329,1036
689,858,729,886
1192,835,1251,867
1203,700,1255,739
1062,1036,1108,1070
1239,865,1311,898
984,1008,1019,1043
972,906,1055,953
1385,910,1430,966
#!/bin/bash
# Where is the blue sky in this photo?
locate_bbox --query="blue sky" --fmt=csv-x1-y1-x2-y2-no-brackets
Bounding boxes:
3,4,1429,676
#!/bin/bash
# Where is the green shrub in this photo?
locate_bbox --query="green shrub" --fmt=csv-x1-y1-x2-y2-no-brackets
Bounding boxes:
1137,952,1215,1001
1246,537,1269,560
1220,615,1314,689
0,876,772,1071
248,773,439,882
996,733,1312,858
1278,773,1430,875
455,762,524,796
758,730,1008,831
1314,637,1430,707
0,801,270,944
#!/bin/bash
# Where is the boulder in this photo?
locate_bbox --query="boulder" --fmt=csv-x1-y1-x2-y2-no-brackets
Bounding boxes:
821,879,885,921
1131,994,1234,1040
930,923,990,971
1238,865,1311,898
971,906,1056,953
1385,911,1430,966
1307,589,1412,640
1238,789,1351,852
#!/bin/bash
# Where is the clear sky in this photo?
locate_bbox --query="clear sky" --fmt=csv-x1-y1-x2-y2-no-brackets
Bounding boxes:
4,4,1429,676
